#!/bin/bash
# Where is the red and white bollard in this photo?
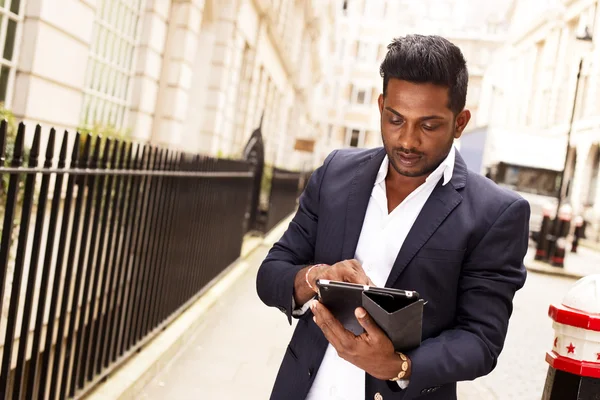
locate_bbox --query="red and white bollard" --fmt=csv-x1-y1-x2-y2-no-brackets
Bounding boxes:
543,274,600,399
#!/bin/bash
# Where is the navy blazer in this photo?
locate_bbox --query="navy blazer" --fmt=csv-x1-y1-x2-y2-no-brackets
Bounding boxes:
257,147,529,400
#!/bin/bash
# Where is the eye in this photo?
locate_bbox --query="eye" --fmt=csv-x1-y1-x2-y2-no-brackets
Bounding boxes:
390,118,403,125
422,125,439,131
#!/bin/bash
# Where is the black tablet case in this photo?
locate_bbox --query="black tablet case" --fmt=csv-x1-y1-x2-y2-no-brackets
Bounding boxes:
318,284,425,352
361,291,425,352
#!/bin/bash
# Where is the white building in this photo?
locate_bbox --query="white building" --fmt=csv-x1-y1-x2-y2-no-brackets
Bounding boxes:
317,0,511,164
2,0,336,170
479,0,600,233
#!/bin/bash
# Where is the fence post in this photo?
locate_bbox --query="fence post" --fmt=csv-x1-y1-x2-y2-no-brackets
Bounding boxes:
542,274,600,399
242,118,265,233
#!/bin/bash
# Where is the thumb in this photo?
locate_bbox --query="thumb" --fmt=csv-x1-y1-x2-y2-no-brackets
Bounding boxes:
355,307,382,336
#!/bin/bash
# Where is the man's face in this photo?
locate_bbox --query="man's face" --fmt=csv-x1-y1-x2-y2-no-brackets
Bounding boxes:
378,78,470,178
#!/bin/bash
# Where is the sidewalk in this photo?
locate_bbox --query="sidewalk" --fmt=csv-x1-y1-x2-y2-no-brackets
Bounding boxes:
135,217,497,400
524,244,600,279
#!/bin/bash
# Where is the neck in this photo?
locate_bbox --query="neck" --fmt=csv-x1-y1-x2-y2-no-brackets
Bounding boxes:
384,167,429,214
385,166,428,194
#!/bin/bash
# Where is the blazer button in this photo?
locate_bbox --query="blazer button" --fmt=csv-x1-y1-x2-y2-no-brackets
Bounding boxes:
374,393,383,400
308,368,314,377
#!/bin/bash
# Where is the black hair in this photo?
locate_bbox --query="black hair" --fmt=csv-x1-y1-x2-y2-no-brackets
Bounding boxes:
380,34,468,114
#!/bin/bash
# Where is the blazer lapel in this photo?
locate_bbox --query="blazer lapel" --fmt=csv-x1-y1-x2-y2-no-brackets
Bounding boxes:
384,152,468,287
341,148,386,260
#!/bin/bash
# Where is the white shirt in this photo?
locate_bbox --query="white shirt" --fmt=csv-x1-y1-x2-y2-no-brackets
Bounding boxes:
305,146,456,400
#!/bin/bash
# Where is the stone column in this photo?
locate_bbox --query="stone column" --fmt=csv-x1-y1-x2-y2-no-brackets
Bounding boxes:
129,0,171,142
196,0,250,157
150,0,205,149
569,141,593,216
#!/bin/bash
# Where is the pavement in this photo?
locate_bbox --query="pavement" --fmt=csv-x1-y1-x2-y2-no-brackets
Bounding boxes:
133,217,586,400
524,242,600,279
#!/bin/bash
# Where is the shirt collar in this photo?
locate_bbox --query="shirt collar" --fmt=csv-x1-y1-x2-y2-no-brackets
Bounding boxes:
375,145,456,186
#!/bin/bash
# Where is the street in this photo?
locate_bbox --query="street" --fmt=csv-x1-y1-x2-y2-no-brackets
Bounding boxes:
464,269,574,398
137,237,577,400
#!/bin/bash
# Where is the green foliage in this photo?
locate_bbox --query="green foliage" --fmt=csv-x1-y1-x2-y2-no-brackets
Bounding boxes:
0,104,17,195
0,105,27,251
77,123,130,161
78,123,130,140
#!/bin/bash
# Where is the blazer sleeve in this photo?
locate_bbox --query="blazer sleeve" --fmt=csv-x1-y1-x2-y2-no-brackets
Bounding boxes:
256,150,338,324
403,198,530,399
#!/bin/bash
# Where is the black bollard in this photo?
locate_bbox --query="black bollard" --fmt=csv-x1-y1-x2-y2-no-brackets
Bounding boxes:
549,205,572,268
572,216,584,253
542,367,600,400
536,204,555,261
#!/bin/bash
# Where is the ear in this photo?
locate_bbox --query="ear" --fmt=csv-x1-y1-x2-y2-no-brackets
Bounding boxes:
454,109,471,139
378,94,384,115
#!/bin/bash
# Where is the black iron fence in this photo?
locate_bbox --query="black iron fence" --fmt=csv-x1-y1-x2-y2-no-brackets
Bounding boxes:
0,122,253,399
264,168,303,233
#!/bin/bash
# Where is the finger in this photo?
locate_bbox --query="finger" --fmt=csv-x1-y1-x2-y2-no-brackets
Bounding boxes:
336,265,368,285
346,260,371,283
355,307,385,339
312,301,353,349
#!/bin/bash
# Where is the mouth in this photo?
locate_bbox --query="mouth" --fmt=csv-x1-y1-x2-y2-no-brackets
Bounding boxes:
396,152,422,167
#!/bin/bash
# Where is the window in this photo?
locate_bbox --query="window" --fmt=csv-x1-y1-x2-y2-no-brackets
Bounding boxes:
349,129,360,147
356,90,366,104
351,86,372,105
0,0,24,106
495,162,560,197
356,41,374,62
81,0,145,129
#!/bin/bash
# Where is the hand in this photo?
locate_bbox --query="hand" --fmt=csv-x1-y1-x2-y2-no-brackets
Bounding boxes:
307,259,375,291
311,301,410,381
293,260,375,307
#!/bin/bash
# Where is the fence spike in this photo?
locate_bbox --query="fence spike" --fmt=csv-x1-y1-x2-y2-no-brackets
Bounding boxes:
117,141,126,169
30,124,42,163
72,133,82,168
109,139,119,169
80,132,92,168
125,142,133,169
58,131,68,168
101,138,111,168
11,122,25,166
90,135,101,169
45,128,56,163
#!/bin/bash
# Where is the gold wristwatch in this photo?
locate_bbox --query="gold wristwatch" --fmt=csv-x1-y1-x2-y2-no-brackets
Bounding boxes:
389,352,409,381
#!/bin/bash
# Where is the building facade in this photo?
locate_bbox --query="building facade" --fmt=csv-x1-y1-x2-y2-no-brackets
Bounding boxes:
3,0,336,170
317,0,510,164
479,0,600,233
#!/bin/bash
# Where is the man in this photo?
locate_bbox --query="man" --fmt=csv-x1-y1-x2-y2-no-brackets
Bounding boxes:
256,35,529,400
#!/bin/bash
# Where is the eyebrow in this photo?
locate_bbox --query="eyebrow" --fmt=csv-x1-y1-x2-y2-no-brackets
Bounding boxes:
384,107,445,121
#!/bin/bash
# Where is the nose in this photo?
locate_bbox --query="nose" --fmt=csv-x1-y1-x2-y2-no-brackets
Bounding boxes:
397,122,421,151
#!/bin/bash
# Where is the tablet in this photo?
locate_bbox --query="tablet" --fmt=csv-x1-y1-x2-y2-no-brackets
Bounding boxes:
315,280,419,335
